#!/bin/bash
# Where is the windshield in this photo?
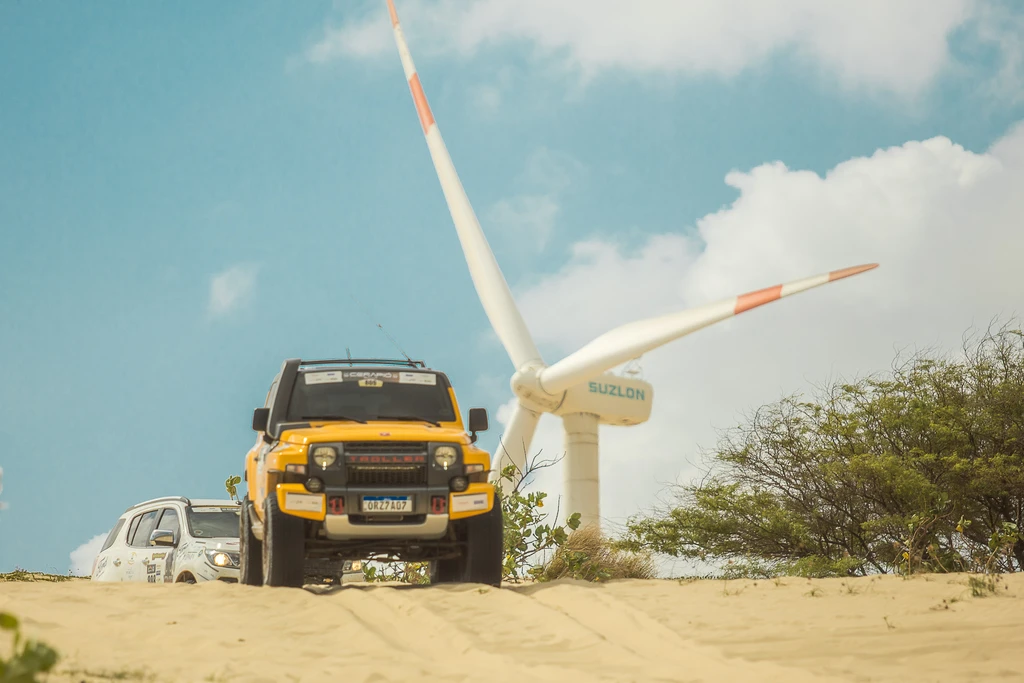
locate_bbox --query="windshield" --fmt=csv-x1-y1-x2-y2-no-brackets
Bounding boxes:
285,369,455,423
186,506,240,539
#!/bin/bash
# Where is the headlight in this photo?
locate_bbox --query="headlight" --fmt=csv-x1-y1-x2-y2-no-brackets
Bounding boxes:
350,560,362,572
433,445,458,469
465,464,484,474
205,549,234,567
312,446,338,469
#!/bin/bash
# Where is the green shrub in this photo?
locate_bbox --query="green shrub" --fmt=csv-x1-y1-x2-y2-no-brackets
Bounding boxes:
539,525,656,582
0,612,59,682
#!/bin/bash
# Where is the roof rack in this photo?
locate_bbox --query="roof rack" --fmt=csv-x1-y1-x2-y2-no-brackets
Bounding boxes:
299,358,427,369
123,496,190,514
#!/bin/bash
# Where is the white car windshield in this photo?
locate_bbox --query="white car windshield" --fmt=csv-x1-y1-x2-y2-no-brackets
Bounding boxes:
186,506,239,538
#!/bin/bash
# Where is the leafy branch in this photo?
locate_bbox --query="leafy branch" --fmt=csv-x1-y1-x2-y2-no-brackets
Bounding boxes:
0,612,59,682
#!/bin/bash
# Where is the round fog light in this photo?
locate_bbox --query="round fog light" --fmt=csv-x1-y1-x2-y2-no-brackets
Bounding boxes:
305,477,324,493
450,476,469,492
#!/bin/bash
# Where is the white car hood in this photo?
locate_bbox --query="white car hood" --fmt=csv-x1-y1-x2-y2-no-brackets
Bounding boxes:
191,538,240,552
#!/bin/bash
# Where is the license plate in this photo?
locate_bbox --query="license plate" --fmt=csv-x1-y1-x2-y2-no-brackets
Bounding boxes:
361,496,412,513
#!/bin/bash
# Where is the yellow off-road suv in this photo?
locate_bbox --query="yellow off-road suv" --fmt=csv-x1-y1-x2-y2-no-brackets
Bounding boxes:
240,358,502,588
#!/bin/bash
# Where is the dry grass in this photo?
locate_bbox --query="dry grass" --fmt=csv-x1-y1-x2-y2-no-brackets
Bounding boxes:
539,525,657,582
0,569,83,583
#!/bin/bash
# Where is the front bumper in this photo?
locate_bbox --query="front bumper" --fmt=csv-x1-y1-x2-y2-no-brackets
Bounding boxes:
323,512,449,540
275,482,495,535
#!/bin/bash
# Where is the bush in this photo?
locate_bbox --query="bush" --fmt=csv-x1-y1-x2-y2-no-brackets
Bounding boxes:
540,525,656,582
0,612,59,682
619,320,1024,577
362,562,430,584
494,456,581,583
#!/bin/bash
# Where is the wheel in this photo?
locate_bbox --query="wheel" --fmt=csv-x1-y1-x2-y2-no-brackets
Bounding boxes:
177,573,197,584
261,494,306,588
239,499,263,586
432,494,503,587
460,493,504,587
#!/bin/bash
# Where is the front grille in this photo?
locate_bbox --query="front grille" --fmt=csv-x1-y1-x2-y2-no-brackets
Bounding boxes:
348,464,427,487
344,441,428,455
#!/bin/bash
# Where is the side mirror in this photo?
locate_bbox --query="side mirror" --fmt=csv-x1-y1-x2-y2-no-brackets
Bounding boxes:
149,529,176,547
468,408,488,442
252,407,269,432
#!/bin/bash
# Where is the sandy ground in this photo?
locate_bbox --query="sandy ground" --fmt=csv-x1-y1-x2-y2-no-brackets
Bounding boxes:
1,572,1022,682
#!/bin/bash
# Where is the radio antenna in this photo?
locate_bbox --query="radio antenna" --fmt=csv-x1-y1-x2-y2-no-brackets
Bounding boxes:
348,293,413,362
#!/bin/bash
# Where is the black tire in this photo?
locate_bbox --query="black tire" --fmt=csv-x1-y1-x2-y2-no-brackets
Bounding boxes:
429,556,461,584
460,493,503,587
432,494,504,587
261,495,306,588
239,500,263,586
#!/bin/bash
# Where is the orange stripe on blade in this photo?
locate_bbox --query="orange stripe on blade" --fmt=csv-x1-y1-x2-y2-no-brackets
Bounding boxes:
387,0,399,27
734,284,783,314
409,74,435,134
828,263,878,281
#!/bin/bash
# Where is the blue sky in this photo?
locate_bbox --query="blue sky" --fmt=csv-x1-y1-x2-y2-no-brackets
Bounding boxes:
2,0,1023,573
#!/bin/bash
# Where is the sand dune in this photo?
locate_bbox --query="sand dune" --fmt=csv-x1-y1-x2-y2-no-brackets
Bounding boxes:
1,572,1021,682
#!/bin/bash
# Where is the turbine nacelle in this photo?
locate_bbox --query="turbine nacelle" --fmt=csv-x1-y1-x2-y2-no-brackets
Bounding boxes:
553,374,654,426
511,364,654,422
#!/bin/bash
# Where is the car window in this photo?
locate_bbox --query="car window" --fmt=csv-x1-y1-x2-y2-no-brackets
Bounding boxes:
99,519,126,553
186,506,240,539
125,514,143,546
130,510,160,548
157,508,180,537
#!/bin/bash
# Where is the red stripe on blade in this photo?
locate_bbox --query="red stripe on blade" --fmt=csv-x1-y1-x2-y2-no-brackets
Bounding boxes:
828,263,878,281
409,74,435,134
735,284,783,314
387,0,399,27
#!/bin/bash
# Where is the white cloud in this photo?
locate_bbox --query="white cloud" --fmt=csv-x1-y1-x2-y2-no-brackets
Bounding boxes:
493,121,1024,540
486,195,560,250
967,2,1024,102
484,147,587,252
69,532,109,577
207,264,259,317
304,0,1022,98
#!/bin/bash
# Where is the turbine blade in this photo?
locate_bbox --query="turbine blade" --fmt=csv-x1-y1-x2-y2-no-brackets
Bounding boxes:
489,401,542,485
386,1,543,371
538,263,879,394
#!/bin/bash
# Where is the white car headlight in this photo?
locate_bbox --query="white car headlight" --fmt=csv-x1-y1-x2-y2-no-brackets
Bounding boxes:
312,446,338,469
205,549,234,567
433,445,458,469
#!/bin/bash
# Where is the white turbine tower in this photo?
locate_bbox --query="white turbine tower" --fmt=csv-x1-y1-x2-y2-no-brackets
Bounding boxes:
385,0,878,531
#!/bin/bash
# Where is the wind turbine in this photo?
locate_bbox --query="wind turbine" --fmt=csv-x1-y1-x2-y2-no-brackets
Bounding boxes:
384,0,877,531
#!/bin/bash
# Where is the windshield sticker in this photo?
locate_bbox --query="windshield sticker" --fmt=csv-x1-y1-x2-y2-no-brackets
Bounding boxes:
399,372,437,386
304,370,438,386
305,371,344,385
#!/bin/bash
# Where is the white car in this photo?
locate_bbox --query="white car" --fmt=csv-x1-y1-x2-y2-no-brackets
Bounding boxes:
91,497,242,584
90,496,365,584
